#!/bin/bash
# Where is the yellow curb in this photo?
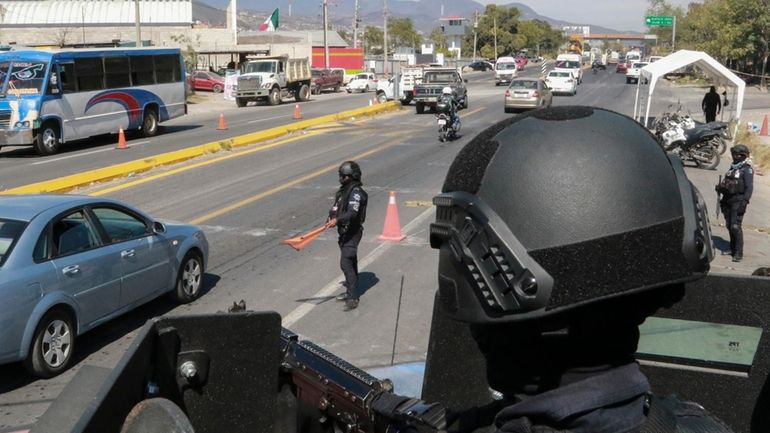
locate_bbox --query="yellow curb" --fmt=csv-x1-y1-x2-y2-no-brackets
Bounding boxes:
1,101,400,195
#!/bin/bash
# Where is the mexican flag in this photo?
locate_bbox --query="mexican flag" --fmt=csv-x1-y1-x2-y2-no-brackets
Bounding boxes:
258,9,279,31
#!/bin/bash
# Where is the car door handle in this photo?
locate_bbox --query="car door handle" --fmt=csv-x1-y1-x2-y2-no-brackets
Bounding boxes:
62,265,80,276
121,249,135,258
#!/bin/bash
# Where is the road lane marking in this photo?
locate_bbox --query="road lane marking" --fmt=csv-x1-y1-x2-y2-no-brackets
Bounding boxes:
282,206,435,328
423,106,486,126
247,114,289,124
90,131,325,196
188,137,405,224
28,140,154,166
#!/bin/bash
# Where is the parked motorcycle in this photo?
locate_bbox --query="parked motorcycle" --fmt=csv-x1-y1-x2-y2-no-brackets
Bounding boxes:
657,121,721,170
655,104,730,155
436,101,460,142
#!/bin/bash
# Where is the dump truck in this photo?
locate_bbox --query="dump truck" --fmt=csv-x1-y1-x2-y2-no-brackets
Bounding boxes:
234,55,312,107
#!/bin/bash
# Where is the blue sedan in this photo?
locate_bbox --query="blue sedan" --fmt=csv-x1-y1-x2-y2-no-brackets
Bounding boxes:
0,195,209,377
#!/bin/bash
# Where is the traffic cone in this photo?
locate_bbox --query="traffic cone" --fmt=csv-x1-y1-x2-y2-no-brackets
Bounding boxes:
368,99,373,106
378,191,406,242
217,113,227,130
115,127,127,150
760,114,769,136
281,225,327,251
293,104,302,120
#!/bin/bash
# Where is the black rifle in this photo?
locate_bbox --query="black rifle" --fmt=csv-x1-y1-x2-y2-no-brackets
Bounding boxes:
716,174,722,220
280,328,447,433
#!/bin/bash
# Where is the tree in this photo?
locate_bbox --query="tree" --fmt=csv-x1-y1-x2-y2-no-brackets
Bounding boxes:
428,27,448,51
337,29,354,47
645,0,686,54
462,5,521,59
362,25,383,55
169,34,200,71
388,18,421,51
53,27,73,47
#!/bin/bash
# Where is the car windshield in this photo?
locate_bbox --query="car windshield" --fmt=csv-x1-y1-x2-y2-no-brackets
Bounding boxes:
496,63,516,70
312,70,321,77
355,74,369,80
549,72,571,78
0,219,25,267
1,61,48,96
555,60,580,69
243,61,276,74
633,63,646,69
510,80,537,89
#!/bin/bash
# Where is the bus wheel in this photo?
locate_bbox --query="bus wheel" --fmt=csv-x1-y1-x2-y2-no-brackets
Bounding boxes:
34,122,60,156
141,108,159,138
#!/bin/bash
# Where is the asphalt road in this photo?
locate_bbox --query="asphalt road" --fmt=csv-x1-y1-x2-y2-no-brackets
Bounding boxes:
1,64,766,431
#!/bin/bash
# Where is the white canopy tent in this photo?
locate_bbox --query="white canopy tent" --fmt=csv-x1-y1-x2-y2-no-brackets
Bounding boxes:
633,50,745,130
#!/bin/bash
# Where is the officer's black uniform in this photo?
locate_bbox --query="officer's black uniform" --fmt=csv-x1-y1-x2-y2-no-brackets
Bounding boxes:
702,86,721,123
717,145,753,262
329,161,367,311
429,106,733,433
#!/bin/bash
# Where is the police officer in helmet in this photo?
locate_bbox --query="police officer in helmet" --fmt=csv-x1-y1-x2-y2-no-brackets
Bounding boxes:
327,161,368,311
429,106,732,432
716,144,753,262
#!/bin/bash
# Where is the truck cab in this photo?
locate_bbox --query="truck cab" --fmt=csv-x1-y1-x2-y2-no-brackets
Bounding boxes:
234,55,311,107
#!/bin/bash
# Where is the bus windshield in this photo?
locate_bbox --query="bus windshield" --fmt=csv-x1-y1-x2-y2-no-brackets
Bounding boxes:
1,61,48,96
0,62,9,97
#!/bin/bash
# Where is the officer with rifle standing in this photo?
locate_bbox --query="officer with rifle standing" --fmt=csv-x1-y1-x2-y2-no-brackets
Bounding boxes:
326,161,368,311
716,144,753,262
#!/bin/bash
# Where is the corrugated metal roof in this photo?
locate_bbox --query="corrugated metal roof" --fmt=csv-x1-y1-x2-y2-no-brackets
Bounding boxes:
0,0,192,26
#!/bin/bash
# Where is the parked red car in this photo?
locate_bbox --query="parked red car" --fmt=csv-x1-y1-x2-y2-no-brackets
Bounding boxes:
191,70,225,93
616,62,629,74
311,68,343,94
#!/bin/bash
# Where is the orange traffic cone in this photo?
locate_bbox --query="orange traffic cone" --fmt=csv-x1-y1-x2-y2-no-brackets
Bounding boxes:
217,113,227,130
115,127,127,150
760,114,769,136
293,104,302,120
378,191,406,242
281,225,327,251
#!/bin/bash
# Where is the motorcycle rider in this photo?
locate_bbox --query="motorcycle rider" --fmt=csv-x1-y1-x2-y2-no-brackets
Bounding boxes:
439,86,460,132
430,106,731,432
717,144,754,262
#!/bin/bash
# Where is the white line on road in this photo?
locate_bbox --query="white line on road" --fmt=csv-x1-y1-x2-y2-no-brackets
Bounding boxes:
247,114,289,124
30,140,152,165
282,206,435,328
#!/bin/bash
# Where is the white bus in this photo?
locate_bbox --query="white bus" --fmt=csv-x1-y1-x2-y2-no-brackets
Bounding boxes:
0,47,186,155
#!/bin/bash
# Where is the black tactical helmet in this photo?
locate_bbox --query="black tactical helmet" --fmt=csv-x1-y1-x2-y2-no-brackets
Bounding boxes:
731,144,750,156
430,106,713,324
339,161,362,180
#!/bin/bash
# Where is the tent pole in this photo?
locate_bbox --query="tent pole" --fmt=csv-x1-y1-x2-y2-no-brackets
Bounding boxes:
644,80,653,129
634,76,641,121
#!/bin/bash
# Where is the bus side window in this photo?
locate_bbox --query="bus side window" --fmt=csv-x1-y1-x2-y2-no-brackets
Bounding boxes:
75,57,105,92
47,69,60,94
60,63,76,93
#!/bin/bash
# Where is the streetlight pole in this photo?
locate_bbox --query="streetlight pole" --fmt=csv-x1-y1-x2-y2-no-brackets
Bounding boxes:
493,15,497,60
323,0,329,68
134,0,141,47
472,11,478,62
353,0,360,49
383,0,388,75
672,16,676,51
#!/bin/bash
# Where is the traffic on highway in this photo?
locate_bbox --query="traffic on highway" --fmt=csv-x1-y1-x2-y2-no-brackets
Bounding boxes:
1,5,770,430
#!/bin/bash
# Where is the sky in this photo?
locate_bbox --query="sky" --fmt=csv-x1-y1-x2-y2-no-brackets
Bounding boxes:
481,0,699,33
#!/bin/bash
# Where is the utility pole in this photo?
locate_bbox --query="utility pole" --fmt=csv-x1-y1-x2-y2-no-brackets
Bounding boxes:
134,0,141,47
672,15,676,51
81,4,86,45
383,0,388,75
323,0,329,68
231,0,237,45
353,0,360,48
493,15,497,60
472,11,478,62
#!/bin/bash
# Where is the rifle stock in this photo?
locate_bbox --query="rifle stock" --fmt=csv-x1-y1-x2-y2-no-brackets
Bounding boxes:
280,328,446,433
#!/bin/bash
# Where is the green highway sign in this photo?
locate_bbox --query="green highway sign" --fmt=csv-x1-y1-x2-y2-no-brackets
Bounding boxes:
646,15,674,26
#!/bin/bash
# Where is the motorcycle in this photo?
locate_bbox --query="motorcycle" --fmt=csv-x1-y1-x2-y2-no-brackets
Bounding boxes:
655,104,730,155
657,121,721,170
436,101,460,142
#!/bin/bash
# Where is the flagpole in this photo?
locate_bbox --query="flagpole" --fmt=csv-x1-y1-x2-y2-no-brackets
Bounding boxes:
323,0,329,68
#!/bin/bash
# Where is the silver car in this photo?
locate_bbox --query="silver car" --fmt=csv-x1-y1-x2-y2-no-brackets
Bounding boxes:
504,78,553,113
0,195,209,377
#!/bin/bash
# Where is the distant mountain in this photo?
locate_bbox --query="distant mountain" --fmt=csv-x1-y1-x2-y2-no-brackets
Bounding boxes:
193,0,227,25
195,0,628,35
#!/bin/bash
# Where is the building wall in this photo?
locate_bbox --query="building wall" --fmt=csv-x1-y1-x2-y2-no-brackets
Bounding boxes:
311,47,363,73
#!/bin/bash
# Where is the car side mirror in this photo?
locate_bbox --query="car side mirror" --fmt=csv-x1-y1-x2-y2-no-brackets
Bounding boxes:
153,221,167,234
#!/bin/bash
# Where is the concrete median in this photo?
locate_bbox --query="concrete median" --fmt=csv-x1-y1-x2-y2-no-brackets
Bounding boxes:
1,101,401,195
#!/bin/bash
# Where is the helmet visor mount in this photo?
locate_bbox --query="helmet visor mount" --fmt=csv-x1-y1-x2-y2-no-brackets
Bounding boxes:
430,154,712,323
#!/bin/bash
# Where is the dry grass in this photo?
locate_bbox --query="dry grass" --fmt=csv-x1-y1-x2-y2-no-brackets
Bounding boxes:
187,93,207,104
735,128,770,170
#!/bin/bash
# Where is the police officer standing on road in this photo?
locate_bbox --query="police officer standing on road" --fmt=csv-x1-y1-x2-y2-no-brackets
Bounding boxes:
327,161,368,311
429,106,733,432
702,85,721,123
717,144,754,262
